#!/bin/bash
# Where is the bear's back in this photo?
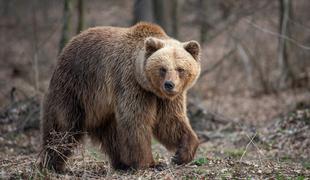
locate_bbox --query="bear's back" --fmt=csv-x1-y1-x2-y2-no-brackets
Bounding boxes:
58,22,168,68
49,23,168,104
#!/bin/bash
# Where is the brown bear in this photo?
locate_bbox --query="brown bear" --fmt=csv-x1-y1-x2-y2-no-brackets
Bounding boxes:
40,22,201,172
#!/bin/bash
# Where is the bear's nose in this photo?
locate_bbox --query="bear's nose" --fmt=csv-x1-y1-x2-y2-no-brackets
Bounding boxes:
164,81,175,92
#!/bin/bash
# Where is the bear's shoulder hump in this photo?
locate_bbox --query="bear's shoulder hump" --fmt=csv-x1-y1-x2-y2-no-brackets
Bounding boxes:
130,22,168,39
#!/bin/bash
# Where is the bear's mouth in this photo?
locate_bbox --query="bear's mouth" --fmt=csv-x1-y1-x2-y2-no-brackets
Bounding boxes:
161,88,178,98
164,92,179,100
165,90,178,96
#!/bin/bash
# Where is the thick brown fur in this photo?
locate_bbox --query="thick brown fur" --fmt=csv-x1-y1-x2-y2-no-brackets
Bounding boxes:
40,22,200,171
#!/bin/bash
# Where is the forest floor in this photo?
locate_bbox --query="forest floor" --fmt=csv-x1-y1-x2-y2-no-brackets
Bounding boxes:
0,90,310,179
1,0,310,179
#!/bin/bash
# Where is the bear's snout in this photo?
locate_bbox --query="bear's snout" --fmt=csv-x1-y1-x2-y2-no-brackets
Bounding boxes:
164,81,175,91
164,81,175,92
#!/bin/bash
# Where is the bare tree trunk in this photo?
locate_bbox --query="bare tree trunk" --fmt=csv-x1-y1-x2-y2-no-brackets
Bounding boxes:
278,0,294,89
2,0,11,16
199,0,208,45
39,0,50,23
171,0,181,38
237,43,255,92
31,4,39,94
133,0,154,24
76,0,85,34
153,0,171,34
59,0,73,54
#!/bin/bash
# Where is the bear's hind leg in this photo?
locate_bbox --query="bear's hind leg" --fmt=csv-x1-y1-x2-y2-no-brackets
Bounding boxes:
41,130,83,172
40,103,85,172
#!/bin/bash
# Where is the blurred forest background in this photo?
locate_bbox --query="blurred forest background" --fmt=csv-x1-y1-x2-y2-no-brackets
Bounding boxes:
0,0,310,112
0,0,309,179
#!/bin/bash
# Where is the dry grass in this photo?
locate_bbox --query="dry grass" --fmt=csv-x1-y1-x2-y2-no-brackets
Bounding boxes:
1,1,310,179
1,95,310,179
0,143,308,179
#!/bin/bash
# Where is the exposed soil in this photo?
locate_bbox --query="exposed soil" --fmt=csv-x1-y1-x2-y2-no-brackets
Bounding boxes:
0,92,309,179
1,0,310,179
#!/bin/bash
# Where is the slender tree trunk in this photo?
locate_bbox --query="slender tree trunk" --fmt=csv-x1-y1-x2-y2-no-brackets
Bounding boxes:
133,0,154,24
153,0,170,34
278,0,294,89
199,0,208,45
2,0,10,16
76,0,85,34
59,0,73,54
31,5,39,94
237,43,255,92
171,0,181,38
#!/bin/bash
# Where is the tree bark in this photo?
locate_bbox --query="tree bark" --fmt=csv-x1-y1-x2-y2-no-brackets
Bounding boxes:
2,0,10,16
133,0,154,24
199,0,208,45
237,43,255,92
76,0,85,34
278,0,294,89
171,0,181,38
31,6,39,94
153,0,171,34
59,0,73,54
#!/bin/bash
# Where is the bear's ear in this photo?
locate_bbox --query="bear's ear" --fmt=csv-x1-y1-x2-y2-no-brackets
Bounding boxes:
183,41,201,61
144,37,164,57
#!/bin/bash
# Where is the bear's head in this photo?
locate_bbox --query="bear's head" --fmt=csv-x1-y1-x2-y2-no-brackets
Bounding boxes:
136,37,201,100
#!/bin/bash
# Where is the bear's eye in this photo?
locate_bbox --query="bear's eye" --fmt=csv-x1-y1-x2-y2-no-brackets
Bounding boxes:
159,67,167,76
177,68,185,73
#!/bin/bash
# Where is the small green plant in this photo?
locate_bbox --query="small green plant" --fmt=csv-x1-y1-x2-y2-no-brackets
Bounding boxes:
280,155,292,162
87,147,102,161
276,173,285,180
302,161,310,169
192,157,208,166
220,172,232,180
29,168,47,180
296,176,305,180
193,168,207,175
